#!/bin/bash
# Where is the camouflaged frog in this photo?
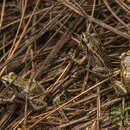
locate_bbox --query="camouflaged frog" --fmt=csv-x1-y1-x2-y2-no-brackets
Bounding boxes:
113,51,130,95
81,32,111,74
0,72,47,110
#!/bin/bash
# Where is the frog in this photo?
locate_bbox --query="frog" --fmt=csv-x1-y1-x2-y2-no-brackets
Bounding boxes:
0,72,47,110
81,32,111,74
112,51,130,95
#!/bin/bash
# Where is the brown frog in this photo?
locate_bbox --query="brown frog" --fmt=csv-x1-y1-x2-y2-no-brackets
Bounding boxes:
81,32,111,74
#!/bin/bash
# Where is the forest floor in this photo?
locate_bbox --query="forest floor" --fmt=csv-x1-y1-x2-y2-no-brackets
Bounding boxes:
0,0,130,130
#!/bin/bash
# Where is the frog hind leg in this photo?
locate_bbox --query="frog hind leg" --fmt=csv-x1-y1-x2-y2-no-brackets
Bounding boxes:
0,95,16,104
29,98,47,111
92,65,109,73
112,80,127,95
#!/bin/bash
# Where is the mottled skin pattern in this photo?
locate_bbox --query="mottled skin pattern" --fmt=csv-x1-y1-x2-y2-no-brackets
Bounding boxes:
81,32,111,73
1,72,47,110
113,51,130,95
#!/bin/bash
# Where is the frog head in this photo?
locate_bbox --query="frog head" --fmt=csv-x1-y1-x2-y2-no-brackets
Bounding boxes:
81,32,101,51
1,72,17,83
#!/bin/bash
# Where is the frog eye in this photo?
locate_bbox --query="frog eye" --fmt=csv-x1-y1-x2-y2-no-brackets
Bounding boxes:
120,52,126,59
127,50,130,55
9,72,15,77
9,72,17,80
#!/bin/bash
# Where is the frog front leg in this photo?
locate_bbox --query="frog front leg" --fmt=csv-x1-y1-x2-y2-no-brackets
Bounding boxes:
15,90,47,111
112,80,127,95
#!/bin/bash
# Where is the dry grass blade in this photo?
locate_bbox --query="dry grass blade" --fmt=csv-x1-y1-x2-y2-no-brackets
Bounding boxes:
0,0,6,29
103,0,130,30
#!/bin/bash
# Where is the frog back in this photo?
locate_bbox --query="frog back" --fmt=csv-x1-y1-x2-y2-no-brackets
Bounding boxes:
88,33,111,68
120,54,130,92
